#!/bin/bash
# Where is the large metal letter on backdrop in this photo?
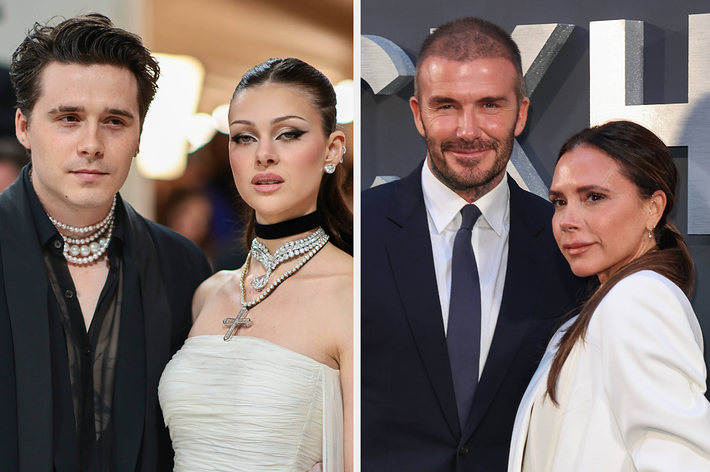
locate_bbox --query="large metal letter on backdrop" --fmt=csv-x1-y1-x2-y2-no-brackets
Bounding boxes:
590,14,710,234
508,24,573,198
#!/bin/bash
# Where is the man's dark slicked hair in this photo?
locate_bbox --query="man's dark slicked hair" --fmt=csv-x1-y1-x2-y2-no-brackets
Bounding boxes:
9,13,160,124
414,17,526,103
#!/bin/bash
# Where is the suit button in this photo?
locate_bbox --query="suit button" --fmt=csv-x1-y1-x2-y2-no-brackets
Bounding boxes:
459,446,469,456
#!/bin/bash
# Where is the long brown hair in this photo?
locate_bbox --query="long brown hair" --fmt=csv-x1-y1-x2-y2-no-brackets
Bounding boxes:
546,120,694,404
231,58,352,255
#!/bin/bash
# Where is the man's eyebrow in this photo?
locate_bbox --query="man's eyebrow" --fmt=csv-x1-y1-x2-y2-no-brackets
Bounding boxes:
477,95,508,104
106,108,135,120
46,105,136,120
429,96,457,104
48,105,84,114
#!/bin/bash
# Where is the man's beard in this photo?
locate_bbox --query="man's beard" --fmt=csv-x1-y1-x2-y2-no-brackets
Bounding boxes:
426,130,515,194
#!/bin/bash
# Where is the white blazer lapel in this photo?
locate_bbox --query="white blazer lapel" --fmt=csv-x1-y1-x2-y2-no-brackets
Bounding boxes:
507,317,578,472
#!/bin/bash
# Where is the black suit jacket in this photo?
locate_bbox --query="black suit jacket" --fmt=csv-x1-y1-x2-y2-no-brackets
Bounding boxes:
0,171,213,472
361,164,586,472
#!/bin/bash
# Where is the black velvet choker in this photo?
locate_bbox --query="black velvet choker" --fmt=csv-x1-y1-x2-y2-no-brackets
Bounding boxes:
254,211,322,239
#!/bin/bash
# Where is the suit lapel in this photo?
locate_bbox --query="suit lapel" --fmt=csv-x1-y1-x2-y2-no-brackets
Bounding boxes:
509,317,581,472
462,177,546,439
508,340,555,472
113,250,146,472
0,172,53,472
385,164,461,438
123,203,173,472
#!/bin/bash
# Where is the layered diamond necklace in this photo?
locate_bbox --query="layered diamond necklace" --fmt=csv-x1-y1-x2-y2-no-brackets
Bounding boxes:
249,227,328,290
222,213,329,341
222,230,329,341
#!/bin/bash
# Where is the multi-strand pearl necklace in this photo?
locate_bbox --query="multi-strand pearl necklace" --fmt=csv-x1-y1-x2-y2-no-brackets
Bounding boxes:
249,227,328,290
48,195,117,265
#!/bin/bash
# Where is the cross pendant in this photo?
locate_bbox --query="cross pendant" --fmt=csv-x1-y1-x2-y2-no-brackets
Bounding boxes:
222,307,252,341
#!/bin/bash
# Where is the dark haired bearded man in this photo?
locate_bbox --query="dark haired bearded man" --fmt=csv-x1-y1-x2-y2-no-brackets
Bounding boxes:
361,17,586,472
0,14,212,472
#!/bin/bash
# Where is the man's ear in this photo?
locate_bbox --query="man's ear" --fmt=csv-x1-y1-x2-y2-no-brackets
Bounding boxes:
15,109,31,150
410,96,426,138
514,97,530,137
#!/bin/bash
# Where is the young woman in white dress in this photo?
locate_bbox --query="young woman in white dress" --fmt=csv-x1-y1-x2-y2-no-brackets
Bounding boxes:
508,120,710,472
159,58,352,472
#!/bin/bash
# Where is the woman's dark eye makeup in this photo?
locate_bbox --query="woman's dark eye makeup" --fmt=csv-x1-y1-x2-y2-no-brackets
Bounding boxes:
230,126,307,144
280,129,307,140
230,134,254,144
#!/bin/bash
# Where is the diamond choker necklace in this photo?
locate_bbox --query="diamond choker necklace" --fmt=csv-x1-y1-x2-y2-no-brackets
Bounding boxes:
48,195,117,265
223,228,329,341
249,226,329,290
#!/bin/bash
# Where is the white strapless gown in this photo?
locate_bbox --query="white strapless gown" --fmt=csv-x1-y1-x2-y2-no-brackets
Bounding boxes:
158,335,344,472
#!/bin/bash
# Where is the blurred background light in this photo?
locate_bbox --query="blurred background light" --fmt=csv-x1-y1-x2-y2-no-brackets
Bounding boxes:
211,103,231,135
335,79,354,124
137,53,205,180
184,112,217,152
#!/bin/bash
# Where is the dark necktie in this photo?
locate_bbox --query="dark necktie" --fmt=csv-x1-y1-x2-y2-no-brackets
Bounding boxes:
447,204,482,428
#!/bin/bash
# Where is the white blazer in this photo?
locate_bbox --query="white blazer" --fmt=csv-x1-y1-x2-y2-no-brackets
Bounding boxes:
508,271,710,472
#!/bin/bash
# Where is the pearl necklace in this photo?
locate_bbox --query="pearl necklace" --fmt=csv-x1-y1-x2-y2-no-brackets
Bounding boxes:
48,195,117,265
249,227,328,290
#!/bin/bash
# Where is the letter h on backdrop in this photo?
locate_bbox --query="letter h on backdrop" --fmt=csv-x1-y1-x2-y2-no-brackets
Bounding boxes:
590,14,710,234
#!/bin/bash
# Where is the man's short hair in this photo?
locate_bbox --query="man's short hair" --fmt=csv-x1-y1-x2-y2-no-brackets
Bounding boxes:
414,17,526,104
9,13,160,124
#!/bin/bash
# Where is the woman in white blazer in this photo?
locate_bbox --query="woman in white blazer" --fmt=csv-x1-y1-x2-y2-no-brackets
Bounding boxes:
508,120,710,472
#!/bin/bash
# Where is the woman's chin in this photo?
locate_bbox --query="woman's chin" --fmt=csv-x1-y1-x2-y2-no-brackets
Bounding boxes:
566,261,597,279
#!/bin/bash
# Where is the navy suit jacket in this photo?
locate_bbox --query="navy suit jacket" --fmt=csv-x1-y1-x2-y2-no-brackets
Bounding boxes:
361,164,586,472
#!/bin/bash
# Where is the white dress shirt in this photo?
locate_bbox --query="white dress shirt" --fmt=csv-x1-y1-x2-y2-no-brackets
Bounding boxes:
421,160,510,379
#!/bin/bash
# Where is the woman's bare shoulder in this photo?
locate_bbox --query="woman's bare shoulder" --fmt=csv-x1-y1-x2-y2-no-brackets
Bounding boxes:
191,269,240,322
322,242,353,276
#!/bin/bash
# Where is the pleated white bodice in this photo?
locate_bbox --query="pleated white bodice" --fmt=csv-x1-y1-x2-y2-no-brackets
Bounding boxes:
159,335,343,472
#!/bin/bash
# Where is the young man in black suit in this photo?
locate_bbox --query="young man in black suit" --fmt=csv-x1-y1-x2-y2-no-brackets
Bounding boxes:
361,17,586,471
0,14,212,472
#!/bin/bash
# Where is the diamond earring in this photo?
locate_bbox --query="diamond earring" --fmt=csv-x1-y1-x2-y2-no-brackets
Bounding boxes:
324,163,336,174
